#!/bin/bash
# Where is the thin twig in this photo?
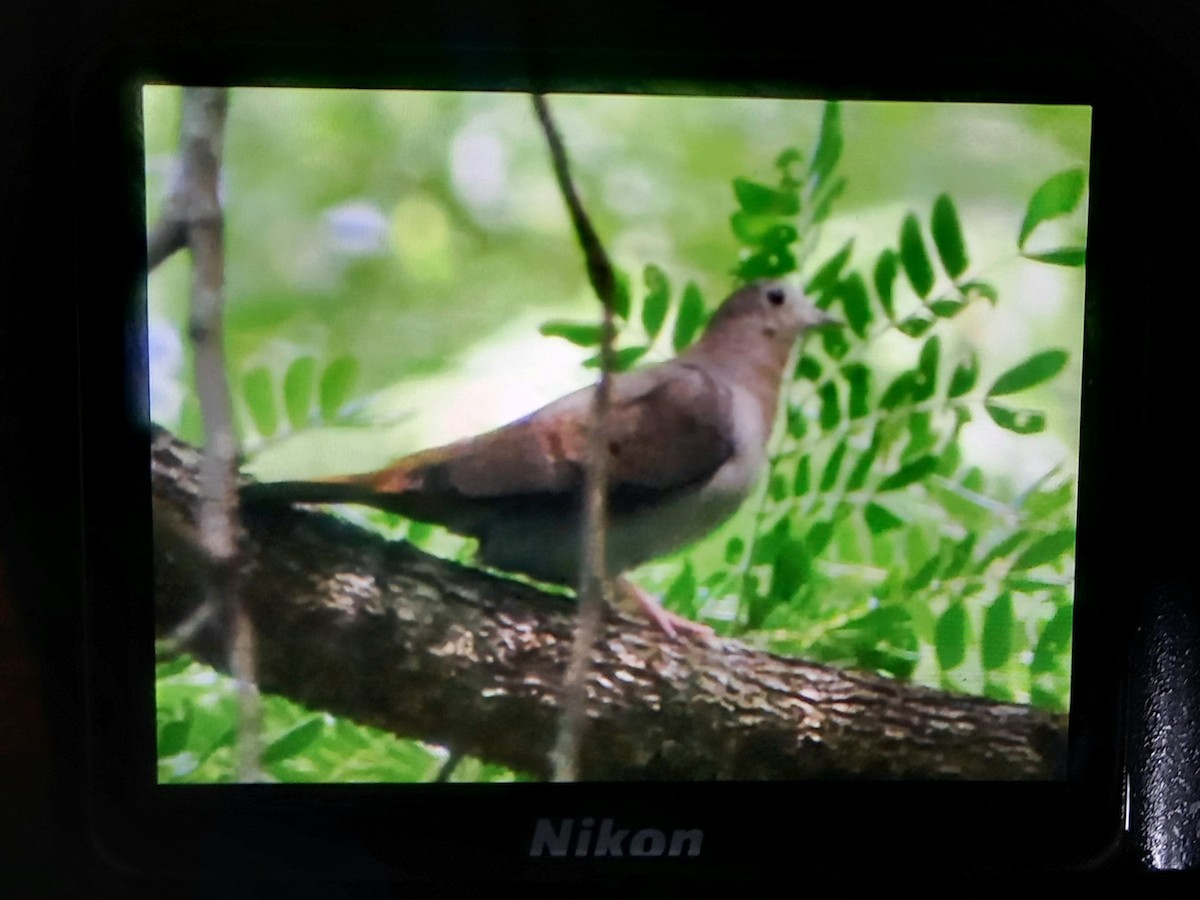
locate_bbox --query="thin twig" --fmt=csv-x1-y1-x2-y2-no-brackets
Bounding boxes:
174,87,263,782
531,95,616,303
146,218,188,272
533,93,619,783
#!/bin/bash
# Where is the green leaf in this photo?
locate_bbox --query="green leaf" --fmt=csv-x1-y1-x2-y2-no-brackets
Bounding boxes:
837,273,872,338
989,349,1069,397
733,178,780,215
1022,247,1087,267
913,336,940,402
977,531,1029,571
808,101,843,187
318,357,359,423
262,717,325,765
820,440,847,492
664,563,698,617
820,326,850,360
740,571,762,624
540,320,603,346
948,351,979,399
1022,480,1075,520
1032,605,1073,673
897,314,934,338
725,536,745,565
282,356,317,430
760,224,798,247
156,655,194,679
935,603,969,671
811,177,847,225
929,298,966,318
879,371,916,410
903,410,937,462
795,354,822,381
775,147,803,175
1009,578,1063,594
846,438,879,491
981,593,1015,671
877,455,937,491
786,406,808,439
672,282,706,351
819,382,840,431
864,502,904,534
793,454,811,495
158,710,192,757
612,271,632,321
873,249,898,319
937,439,961,476
769,473,788,501
769,538,812,604
641,265,670,338
833,607,920,679
753,517,791,564
1012,529,1076,570
804,239,854,296
733,177,800,216
406,520,434,545
735,246,796,280
1019,168,1087,249
242,366,278,438
931,193,969,279
807,521,834,555
985,403,1046,434
927,480,986,528
959,279,999,305
583,346,648,371
899,213,935,298
905,555,941,592
731,212,793,245
942,533,977,580
841,363,871,419
735,255,766,281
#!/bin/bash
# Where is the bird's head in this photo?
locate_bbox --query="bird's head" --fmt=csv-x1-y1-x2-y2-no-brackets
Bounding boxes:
700,279,840,349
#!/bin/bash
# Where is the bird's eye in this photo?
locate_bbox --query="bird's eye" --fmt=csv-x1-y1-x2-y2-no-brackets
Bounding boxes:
766,287,786,306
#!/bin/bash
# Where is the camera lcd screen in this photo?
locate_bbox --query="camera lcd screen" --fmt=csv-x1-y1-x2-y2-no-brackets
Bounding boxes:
145,86,1090,785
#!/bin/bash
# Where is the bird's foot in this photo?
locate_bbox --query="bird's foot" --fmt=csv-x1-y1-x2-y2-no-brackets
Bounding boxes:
617,577,715,642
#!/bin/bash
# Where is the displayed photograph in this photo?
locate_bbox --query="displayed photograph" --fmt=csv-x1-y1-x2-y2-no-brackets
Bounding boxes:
145,86,1089,783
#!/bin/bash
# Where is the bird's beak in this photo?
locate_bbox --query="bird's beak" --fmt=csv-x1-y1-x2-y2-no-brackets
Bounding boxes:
810,308,842,329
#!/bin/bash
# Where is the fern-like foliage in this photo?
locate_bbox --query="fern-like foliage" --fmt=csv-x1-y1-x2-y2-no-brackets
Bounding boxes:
542,101,1085,710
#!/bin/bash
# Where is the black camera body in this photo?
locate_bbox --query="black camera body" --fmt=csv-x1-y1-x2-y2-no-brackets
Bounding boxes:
7,0,1197,887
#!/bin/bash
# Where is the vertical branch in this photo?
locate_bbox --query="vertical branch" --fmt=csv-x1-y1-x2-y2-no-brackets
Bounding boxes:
170,87,263,781
532,94,618,783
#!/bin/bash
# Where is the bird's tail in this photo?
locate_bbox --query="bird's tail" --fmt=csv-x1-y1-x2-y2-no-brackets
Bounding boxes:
239,476,388,509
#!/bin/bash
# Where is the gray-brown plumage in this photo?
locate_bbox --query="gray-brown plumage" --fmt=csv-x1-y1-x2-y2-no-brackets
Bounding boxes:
242,279,838,637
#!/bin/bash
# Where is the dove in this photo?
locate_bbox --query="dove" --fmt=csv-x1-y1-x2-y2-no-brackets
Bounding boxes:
241,279,838,638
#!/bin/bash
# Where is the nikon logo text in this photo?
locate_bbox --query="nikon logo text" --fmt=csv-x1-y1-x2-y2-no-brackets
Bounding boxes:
530,818,703,858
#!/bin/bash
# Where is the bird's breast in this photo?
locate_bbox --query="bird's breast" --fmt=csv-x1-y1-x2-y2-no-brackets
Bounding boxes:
608,384,767,566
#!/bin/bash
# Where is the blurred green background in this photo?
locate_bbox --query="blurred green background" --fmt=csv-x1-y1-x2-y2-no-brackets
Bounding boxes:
145,88,1088,482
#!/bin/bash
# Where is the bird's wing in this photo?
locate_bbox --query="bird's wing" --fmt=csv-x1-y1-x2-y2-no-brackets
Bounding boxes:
366,360,737,513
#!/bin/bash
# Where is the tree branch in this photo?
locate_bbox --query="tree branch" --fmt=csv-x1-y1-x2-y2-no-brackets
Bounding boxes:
161,87,263,781
152,425,1067,781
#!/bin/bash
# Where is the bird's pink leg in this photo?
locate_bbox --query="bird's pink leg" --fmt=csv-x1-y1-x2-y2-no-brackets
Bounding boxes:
616,577,715,642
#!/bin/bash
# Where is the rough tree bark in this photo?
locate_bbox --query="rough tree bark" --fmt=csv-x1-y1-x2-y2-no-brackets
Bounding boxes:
152,426,1067,780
